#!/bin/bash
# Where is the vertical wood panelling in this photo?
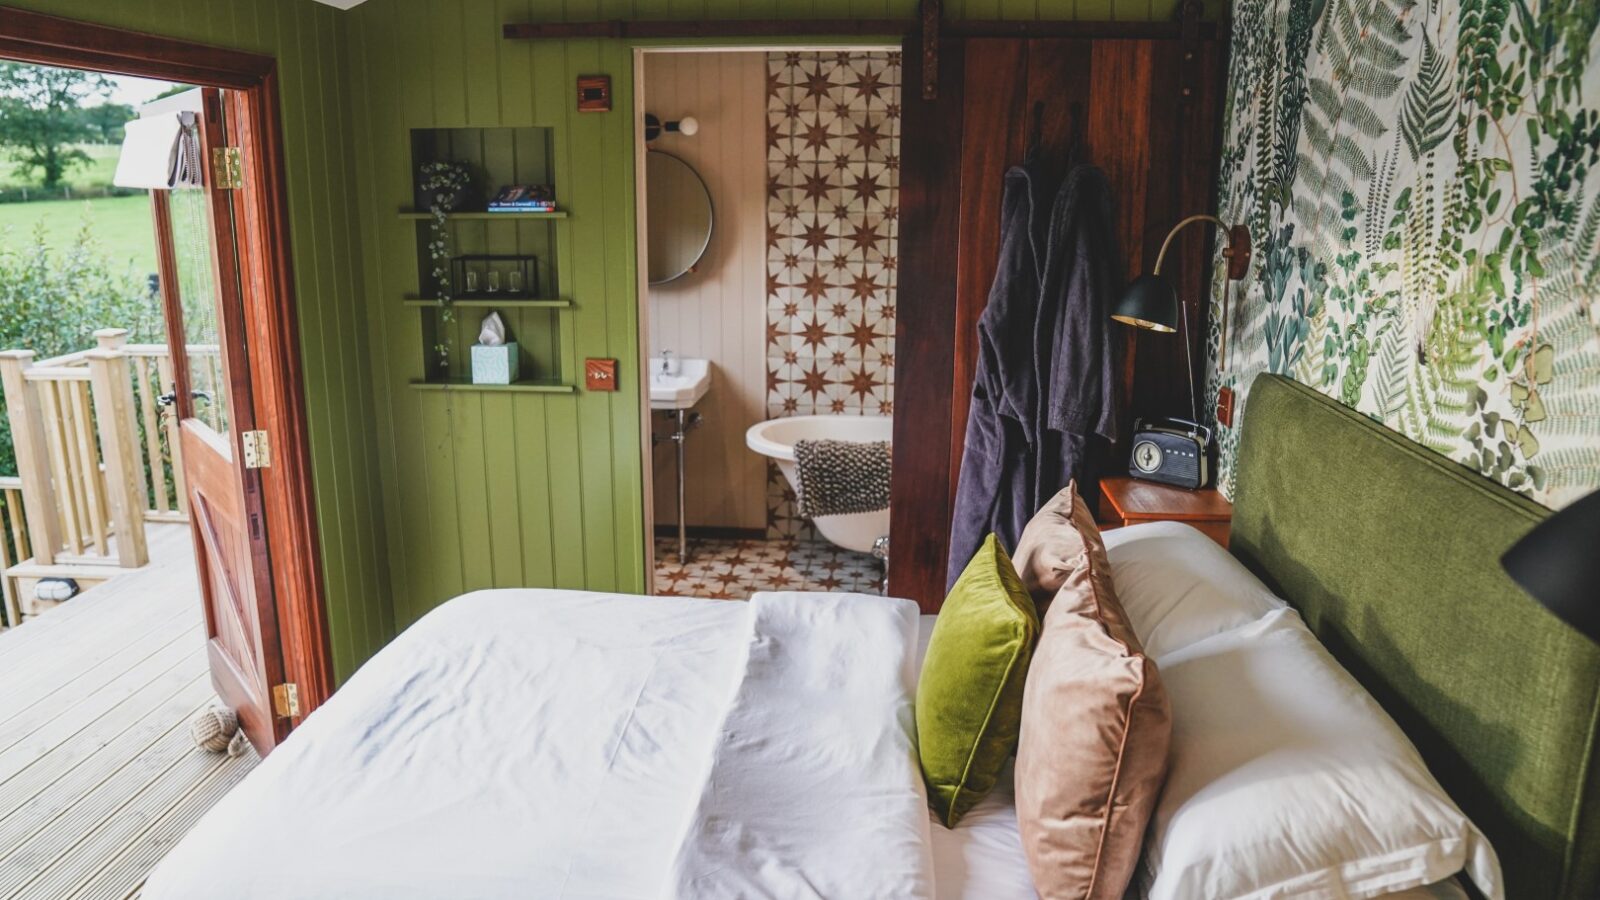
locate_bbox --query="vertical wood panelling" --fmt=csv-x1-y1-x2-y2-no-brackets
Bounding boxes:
643,52,769,533
8,0,393,682
888,35,964,610
895,31,1227,608
948,39,1030,496
350,10,649,624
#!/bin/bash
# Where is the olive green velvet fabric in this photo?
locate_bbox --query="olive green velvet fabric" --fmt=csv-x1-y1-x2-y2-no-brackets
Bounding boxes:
1232,375,1600,900
917,534,1040,827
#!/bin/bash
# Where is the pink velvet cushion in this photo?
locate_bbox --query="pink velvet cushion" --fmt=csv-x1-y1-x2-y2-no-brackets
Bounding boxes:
1013,483,1172,900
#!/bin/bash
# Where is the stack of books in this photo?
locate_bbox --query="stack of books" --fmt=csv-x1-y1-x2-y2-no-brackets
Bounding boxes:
487,184,557,213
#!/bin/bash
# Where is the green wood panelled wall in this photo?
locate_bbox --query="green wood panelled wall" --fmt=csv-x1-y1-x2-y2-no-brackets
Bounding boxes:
7,0,394,681
342,0,1208,630
345,2,644,629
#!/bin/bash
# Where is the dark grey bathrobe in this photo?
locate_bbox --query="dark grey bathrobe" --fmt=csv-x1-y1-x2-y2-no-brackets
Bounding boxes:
946,160,1121,589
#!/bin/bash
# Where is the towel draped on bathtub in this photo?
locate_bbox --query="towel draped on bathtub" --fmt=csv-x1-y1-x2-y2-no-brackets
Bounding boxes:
793,439,892,519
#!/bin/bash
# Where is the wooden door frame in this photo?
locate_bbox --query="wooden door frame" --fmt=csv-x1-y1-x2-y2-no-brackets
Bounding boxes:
0,7,336,719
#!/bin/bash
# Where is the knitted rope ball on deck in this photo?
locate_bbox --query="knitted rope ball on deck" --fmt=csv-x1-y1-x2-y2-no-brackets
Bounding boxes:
191,706,248,758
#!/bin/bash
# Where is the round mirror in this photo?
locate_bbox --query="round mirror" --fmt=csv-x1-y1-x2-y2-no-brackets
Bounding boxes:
645,150,713,285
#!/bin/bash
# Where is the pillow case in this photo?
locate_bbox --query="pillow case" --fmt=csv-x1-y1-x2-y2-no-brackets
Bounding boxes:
917,534,1039,827
1012,484,1172,900
1099,521,1286,658
1140,607,1503,900
1097,523,1504,900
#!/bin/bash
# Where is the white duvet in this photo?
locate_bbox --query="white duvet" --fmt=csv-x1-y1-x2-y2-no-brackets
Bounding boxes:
142,589,934,900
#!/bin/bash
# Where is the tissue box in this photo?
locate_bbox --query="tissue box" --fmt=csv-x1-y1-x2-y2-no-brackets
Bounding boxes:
471,342,520,385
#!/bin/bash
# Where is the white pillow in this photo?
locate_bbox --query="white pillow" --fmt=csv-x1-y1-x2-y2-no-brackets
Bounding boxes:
1101,524,1504,900
1101,521,1285,658
1144,610,1502,899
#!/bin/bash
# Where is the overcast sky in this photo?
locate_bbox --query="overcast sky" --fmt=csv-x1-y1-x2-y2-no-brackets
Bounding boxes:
107,73,178,108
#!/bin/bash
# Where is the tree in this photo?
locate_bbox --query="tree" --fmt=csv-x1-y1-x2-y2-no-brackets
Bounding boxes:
0,63,113,188
78,102,135,144
152,83,192,102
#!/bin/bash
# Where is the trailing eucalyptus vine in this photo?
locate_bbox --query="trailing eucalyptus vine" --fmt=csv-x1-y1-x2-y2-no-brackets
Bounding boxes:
417,161,471,370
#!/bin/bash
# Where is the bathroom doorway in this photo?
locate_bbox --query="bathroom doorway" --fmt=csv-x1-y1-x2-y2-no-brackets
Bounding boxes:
635,47,900,599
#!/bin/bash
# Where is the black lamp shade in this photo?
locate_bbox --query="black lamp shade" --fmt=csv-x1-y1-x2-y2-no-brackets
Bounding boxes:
1502,488,1600,642
1113,274,1179,332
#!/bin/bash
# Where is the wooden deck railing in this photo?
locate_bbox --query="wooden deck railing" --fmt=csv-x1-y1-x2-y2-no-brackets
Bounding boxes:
0,477,27,626
0,329,202,584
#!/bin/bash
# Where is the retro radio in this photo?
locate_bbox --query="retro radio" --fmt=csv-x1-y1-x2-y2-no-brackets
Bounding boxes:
1128,417,1211,490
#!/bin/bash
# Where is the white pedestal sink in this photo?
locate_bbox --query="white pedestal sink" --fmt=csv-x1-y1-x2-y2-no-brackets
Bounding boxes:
650,357,710,566
649,357,711,410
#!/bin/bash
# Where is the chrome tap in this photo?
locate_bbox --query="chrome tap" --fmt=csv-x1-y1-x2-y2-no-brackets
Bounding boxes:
659,350,673,375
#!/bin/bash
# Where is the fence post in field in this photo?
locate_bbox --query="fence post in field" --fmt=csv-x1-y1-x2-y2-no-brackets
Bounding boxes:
0,350,62,566
86,329,149,569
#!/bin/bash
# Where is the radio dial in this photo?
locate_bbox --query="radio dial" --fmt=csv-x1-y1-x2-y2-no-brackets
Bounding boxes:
1133,440,1163,474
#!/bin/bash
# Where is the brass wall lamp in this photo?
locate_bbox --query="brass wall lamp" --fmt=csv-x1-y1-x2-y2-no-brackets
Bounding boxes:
1111,215,1252,423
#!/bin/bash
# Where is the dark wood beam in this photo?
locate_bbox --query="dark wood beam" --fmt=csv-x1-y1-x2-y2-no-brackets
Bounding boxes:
502,19,1223,43
502,20,907,40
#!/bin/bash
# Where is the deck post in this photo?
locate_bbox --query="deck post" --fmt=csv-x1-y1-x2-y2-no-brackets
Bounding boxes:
0,351,61,565
86,335,149,569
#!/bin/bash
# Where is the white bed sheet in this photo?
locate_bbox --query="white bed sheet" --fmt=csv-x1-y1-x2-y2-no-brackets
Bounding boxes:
146,590,754,899
147,589,939,900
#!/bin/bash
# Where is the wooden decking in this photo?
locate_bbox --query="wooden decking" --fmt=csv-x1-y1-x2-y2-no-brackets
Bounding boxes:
0,524,257,900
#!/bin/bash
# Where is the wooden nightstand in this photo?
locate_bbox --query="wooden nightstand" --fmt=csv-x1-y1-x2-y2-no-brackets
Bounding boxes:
1098,476,1232,548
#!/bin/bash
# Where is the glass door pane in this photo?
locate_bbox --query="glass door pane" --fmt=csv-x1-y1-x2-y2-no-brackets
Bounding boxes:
163,172,231,438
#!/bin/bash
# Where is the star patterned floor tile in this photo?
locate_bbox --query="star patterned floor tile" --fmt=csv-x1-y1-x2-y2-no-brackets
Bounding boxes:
653,538,884,600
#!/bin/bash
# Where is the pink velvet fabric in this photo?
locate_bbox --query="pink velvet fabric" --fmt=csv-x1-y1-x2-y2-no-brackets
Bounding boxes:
1013,483,1172,899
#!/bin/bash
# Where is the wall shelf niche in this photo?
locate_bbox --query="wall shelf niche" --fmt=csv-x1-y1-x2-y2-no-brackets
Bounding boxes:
408,125,571,390
402,296,574,309
398,210,568,220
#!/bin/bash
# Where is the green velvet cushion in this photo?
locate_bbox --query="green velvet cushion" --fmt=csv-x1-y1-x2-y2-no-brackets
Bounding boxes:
917,534,1040,827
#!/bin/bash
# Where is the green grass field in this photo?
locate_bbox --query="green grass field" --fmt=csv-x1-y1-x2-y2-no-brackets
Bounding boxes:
0,143,122,193
0,194,156,273
0,142,156,272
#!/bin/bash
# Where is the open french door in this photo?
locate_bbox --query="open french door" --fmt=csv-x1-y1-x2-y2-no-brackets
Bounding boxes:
154,87,287,755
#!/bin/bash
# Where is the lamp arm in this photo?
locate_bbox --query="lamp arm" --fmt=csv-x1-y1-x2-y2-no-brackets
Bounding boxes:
1151,214,1231,276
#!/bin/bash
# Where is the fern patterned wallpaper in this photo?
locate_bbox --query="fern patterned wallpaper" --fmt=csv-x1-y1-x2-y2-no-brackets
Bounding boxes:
1209,0,1600,509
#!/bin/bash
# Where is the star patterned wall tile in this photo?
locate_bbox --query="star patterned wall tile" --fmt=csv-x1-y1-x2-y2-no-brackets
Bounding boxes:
764,51,901,539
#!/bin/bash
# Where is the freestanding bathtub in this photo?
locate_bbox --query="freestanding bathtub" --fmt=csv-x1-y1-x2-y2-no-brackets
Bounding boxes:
745,415,892,554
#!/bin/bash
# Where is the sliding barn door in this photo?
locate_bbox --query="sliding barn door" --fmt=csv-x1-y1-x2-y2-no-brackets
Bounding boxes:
156,88,287,755
890,29,1227,610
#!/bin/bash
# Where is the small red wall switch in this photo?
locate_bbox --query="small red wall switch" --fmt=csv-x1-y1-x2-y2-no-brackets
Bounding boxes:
1216,386,1235,427
585,358,618,391
577,75,611,112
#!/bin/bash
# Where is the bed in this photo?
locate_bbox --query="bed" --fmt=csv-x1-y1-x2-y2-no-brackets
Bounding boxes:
141,375,1598,899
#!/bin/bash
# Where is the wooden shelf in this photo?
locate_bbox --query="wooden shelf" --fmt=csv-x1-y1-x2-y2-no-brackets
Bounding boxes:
403,296,572,309
398,209,567,220
408,377,575,394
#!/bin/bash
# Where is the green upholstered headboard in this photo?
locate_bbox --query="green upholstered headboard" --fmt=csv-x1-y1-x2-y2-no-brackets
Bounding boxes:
1231,375,1600,900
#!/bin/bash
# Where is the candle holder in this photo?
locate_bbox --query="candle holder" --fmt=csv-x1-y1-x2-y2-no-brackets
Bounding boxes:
450,254,541,300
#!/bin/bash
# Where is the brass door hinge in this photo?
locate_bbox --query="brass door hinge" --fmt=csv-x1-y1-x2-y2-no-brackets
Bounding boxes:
211,147,243,190
241,430,271,469
272,682,301,718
